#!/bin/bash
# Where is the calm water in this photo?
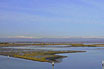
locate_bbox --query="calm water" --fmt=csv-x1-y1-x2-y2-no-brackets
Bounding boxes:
1,38,104,43
0,46,104,69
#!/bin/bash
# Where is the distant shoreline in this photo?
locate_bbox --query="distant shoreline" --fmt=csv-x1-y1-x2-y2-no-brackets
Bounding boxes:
0,42,104,47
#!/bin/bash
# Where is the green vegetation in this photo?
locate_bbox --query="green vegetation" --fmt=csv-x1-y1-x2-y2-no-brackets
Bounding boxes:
0,48,86,63
0,43,104,47
0,42,103,63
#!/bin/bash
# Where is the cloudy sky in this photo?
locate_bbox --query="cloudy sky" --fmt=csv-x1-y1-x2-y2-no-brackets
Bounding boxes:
0,0,104,38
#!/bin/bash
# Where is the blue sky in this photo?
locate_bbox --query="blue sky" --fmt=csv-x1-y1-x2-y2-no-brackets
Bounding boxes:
0,0,104,38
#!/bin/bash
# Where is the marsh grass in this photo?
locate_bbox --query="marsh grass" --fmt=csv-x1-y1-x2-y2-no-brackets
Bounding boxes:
0,48,86,63
0,43,104,47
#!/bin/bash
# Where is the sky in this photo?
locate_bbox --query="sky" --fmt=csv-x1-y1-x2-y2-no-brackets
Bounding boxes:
0,0,104,38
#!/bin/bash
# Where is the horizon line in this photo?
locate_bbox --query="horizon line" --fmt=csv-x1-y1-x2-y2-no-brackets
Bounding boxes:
1,36,104,39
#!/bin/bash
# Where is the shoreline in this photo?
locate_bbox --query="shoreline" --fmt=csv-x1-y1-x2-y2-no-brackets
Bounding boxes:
0,42,103,63
0,43,86,63
0,43,104,47
0,47,86,63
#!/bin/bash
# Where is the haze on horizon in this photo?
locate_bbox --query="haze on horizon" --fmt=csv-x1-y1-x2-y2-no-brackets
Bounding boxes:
0,0,104,38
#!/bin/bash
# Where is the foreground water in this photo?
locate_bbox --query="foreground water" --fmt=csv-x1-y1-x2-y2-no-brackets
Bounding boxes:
0,46,104,69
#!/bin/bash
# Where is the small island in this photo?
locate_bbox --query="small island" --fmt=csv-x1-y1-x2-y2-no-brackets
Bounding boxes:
0,42,104,47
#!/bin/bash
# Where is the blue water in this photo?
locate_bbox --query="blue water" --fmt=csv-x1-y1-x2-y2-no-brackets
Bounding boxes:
0,46,104,69
1,38,104,43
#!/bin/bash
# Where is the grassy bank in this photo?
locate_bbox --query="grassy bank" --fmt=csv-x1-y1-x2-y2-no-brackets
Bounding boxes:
0,43,104,47
0,48,86,63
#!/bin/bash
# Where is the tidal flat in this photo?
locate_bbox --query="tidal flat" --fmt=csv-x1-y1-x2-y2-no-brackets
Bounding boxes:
0,46,85,63
1,42,104,47
0,43,104,69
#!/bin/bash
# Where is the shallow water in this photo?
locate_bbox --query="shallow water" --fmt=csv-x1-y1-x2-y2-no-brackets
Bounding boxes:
3,45,71,51
0,45,104,69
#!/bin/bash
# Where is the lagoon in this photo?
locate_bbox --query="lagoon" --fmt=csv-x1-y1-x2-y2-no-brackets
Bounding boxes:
0,45,104,69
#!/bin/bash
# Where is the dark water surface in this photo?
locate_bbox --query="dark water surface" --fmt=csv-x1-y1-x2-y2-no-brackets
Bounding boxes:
0,46,104,69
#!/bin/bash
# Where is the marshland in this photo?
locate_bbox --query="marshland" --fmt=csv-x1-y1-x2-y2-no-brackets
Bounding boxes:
0,42,104,69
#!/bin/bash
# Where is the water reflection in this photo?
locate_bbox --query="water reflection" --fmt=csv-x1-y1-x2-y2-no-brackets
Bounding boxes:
103,60,104,69
52,61,55,69
0,48,68,63
0,46,104,69
0,46,85,64
0,46,87,69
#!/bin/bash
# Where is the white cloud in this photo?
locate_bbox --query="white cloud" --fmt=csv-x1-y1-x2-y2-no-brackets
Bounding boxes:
8,36,35,38
8,36,33,38
7,35,104,39
1,0,104,24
